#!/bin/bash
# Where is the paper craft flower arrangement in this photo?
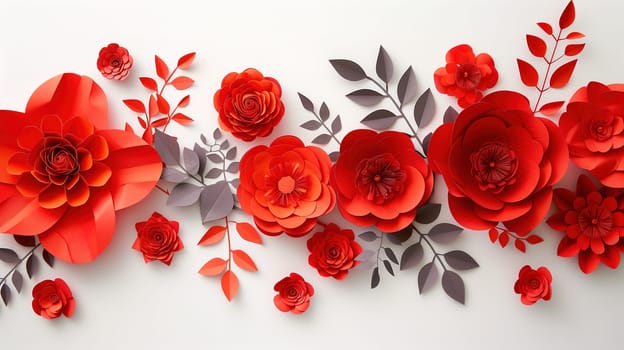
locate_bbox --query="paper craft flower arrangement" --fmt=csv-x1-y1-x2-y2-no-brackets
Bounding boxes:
2,0,622,317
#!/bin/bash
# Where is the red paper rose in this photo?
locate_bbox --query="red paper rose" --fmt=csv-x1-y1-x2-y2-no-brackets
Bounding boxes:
238,136,335,237
514,265,552,305
32,278,75,319
213,68,284,141
307,223,362,280
559,82,624,187
273,273,314,314
434,44,498,108
330,130,433,232
133,212,184,265
547,175,624,274
97,43,133,81
0,73,162,263
428,91,568,235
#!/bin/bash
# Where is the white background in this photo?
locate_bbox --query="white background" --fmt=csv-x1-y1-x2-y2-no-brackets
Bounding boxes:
1,0,623,349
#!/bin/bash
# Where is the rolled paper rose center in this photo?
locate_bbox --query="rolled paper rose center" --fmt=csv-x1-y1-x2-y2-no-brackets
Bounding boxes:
356,154,406,204
455,62,481,90
529,278,540,290
46,146,78,175
589,121,612,141
578,204,613,238
470,142,517,193
111,58,120,67
288,287,298,297
328,246,338,258
278,176,296,194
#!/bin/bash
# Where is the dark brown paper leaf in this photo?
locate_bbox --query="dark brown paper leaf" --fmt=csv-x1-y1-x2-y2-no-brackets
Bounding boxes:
376,45,393,83
415,203,442,224
330,59,367,81
384,247,398,264
11,271,23,294
226,162,240,174
207,153,223,163
383,259,395,276
413,88,435,128
400,242,423,271
13,235,36,247
442,270,465,304
319,102,330,121
300,120,322,131
443,106,458,123
428,223,463,244
422,132,433,155
346,89,385,107
298,92,315,112
418,261,438,294
358,231,378,242
26,254,38,279
1,284,10,306
331,115,342,134
0,248,19,263
361,109,398,130
42,249,54,267
371,267,380,289
444,250,479,270
205,168,223,179
329,151,340,162
386,226,412,245
213,128,222,140
312,134,332,145
397,66,417,105
225,147,237,161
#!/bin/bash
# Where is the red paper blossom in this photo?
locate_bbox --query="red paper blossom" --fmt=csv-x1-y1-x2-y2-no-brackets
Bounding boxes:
547,175,624,274
238,136,335,237
330,130,433,232
273,272,314,314
0,73,162,263
428,91,568,235
32,278,75,319
559,82,624,187
214,68,285,141
307,223,362,280
514,265,552,305
133,212,184,265
434,44,498,108
97,43,133,81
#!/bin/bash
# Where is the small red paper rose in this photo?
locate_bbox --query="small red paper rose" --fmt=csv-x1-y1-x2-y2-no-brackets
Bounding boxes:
97,43,133,81
547,175,624,274
238,136,335,237
273,273,314,314
434,44,498,108
307,223,362,280
133,212,184,265
32,278,75,319
514,265,552,305
214,68,285,141
331,130,433,232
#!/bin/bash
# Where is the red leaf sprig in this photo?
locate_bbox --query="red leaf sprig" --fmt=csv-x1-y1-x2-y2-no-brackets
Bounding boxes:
123,52,196,144
516,1,585,116
488,227,544,253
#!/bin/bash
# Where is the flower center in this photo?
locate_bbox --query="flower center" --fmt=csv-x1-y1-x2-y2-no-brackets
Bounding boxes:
578,204,613,239
355,153,406,204
455,62,482,90
111,58,120,67
589,120,613,141
49,293,60,303
529,278,540,290
265,162,308,207
470,142,518,193
278,176,296,194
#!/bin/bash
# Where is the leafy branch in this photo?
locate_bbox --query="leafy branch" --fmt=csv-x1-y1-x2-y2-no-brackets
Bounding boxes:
297,93,342,161
488,227,544,253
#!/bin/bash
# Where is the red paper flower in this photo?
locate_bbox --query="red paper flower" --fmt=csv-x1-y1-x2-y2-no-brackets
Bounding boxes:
434,44,498,108
0,73,162,263
330,130,433,232
428,91,568,235
97,43,133,81
514,265,552,305
214,68,285,141
238,136,335,237
133,212,184,265
32,278,75,319
559,82,624,187
307,223,362,280
273,272,314,314
547,175,624,274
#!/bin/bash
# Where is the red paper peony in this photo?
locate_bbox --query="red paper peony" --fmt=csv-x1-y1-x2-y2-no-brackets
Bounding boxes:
559,82,624,187
307,223,362,280
32,278,75,319
434,44,498,108
428,91,568,235
214,68,285,141
547,175,624,274
330,130,433,232
97,43,133,80
0,73,162,263
238,136,335,237
133,212,184,265
273,272,314,314
514,265,552,305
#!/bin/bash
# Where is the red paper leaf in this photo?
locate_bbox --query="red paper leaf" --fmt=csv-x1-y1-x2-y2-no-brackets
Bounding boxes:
148,94,158,118
488,228,499,243
517,59,539,87
171,76,194,90
155,55,170,80
526,35,547,57
140,77,158,91
499,232,510,248
236,222,263,244
550,59,577,88
559,1,575,29
151,118,168,128
124,123,134,133
565,43,585,56
221,270,239,301
172,113,193,125
537,22,553,35
232,250,258,272
198,257,227,276
539,101,565,116
177,95,191,108
198,226,226,246
142,127,154,144
137,116,147,129
566,31,585,39
514,239,527,253
123,99,146,114
177,52,196,70
157,95,170,115
526,235,544,244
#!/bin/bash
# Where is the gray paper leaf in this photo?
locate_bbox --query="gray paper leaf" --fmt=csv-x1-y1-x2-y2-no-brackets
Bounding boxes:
397,66,417,105
153,130,180,165
12,271,23,294
226,162,240,173
200,134,208,145
346,89,385,107
371,267,380,289
400,242,423,271
225,147,237,160
230,178,240,188
384,247,398,264
413,88,435,128
443,106,459,123
376,45,393,83
331,115,342,134
42,250,54,267
207,153,223,163
200,181,234,223
1,284,10,306
415,203,442,224
0,248,19,263
312,134,331,145
161,167,188,183
300,120,322,131
167,183,203,206
442,270,465,304
361,109,398,130
422,132,433,155
386,226,412,245
205,168,223,179
319,102,330,121
418,261,438,294
26,254,38,279
330,59,367,81
444,250,479,270
329,151,340,162
428,223,463,244
358,231,379,242
383,259,395,276
193,143,208,176
213,128,222,140
221,140,230,150
298,92,315,112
